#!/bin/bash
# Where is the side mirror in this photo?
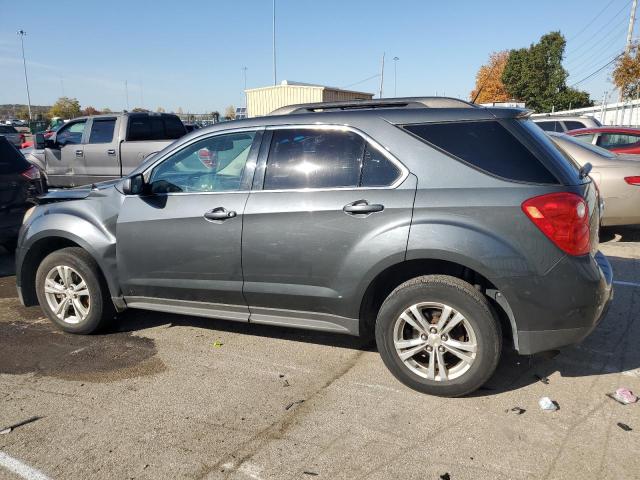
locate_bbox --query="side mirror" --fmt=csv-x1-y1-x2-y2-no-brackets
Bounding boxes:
34,133,46,149
122,173,146,195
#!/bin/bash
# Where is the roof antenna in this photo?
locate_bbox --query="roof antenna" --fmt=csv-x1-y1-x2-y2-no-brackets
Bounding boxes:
471,61,498,104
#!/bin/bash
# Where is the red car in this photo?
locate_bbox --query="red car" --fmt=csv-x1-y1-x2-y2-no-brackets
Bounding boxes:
566,126,640,155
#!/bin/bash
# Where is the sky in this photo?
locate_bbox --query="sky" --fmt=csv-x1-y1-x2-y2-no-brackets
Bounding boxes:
0,0,635,113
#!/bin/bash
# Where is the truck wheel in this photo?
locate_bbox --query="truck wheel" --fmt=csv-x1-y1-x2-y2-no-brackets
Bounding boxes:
35,247,115,334
375,275,502,397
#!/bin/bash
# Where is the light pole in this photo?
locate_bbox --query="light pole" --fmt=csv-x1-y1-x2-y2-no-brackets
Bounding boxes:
242,66,248,109
17,30,32,121
393,56,399,97
272,0,277,85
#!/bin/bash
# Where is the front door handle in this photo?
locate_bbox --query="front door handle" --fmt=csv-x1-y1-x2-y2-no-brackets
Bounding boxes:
343,200,384,215
204,207,237,221
75,150,83,157
107,149,116,155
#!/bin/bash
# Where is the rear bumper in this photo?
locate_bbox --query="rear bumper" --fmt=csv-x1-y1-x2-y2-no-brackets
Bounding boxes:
509,251,613,355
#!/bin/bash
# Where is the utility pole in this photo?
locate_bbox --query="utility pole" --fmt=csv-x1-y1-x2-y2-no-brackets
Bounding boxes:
17,30,32,121
140,81,144,109
125,80,129,111
242,66,248,109
379,53,385,98
626,0,638,53
393,56,399,97
272,0,277,85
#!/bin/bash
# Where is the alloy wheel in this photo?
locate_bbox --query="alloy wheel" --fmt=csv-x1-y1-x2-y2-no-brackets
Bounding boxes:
43,265,91,324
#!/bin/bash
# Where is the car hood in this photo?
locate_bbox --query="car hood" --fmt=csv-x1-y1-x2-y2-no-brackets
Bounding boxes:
36,179,121,204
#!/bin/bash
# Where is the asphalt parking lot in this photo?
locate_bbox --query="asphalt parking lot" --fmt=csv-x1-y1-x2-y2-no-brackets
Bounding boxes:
1,229,639,480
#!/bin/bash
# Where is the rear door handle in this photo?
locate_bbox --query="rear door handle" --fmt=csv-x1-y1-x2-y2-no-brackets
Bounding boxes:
343,200,384,215
204,207,237,221
75,150,83,157
107,149,116,155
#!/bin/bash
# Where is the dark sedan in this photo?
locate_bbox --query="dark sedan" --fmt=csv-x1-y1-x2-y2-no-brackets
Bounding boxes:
0,136,45,251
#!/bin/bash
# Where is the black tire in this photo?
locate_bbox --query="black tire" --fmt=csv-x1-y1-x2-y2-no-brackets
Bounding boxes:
35,247,115,334
375,275,502,397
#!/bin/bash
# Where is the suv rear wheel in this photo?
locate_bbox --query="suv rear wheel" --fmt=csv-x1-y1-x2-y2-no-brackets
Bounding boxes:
375,275,501,397
35,247,114,334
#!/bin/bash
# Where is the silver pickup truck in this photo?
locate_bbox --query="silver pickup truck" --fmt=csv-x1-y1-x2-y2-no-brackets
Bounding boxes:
24,112,186,188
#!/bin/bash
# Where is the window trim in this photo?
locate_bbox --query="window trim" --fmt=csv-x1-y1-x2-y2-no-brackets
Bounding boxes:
254,124,408,192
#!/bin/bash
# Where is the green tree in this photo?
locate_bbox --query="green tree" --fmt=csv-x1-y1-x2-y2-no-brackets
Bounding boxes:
16,106,30,120
211,111,220,123
49,97,82,119
502,32,593,111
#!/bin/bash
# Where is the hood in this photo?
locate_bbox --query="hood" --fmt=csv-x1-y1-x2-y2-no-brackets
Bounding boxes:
36,178,121,205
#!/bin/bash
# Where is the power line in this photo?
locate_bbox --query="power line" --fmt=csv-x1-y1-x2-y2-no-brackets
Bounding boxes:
570,53,623,86
567,0,617,42
565,21,628,69
568,24,627,76
565,0,631,57
341,73,381,89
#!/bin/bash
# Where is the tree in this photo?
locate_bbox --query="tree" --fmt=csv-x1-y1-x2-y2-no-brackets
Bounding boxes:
131,107,149,112
211,111,220,123
224,105,236,120
102,108,113,113
502,32,593,112
470,51,511,103
613,43,640,100
156,106,166,113
49,97,82,119
16,106,30,120
81,106,101,116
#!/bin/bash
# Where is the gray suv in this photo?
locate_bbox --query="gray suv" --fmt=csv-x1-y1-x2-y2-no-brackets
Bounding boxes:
15,98,613,397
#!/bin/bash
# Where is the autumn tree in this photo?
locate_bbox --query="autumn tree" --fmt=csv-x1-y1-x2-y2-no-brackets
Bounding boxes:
16,106,30,120
49,97,81,119
102,108,113,113
224,105,236,120
502,31,592,111
81,106,101,116
470,51,511,103
613,43,640,99
156,106,166,113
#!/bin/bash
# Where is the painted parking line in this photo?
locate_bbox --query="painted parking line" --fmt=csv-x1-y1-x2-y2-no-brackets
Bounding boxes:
0,452,51,480
613,280,640,288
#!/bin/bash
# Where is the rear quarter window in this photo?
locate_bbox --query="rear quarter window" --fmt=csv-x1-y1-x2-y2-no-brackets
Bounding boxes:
403,120,559,184
563,121,586,131
535,121,563,132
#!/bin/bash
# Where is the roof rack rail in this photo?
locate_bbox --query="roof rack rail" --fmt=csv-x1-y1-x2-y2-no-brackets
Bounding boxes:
270,97,478,115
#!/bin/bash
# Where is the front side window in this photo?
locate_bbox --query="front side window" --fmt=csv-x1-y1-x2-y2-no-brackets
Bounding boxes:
597,133,640,148
89,119,116,144
56,121,86,146
149,131,256,193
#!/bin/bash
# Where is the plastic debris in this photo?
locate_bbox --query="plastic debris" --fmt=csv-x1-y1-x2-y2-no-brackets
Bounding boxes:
538,397,558,411
0,416,41,435
285,400,304,410
440,474,451,480
506,407,526,415
212,341,224,348
534,374,550,385
607,388,638,405
617,422,632,432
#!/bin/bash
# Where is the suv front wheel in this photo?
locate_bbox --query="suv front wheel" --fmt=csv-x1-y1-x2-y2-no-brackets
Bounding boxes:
375,275,502,397
35,247,114,334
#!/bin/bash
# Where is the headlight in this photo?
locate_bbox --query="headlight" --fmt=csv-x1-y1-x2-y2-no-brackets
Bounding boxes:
23,206,36,224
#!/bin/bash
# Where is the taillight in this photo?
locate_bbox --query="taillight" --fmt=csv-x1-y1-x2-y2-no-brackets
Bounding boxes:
624,176,640,186
21,165,41,180
522,192,590,256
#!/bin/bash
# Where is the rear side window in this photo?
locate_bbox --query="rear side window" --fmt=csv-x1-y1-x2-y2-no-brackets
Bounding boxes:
404,121,558,184
361,145,401,187
127,115,186,141
536,121,563,132
597,133,640,148
89,119,116,143
563,121,586,131
573,133,596,144
264,129,364,189
0,126,18,134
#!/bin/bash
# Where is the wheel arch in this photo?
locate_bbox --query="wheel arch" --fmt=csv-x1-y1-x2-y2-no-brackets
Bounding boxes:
358,256,519,350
